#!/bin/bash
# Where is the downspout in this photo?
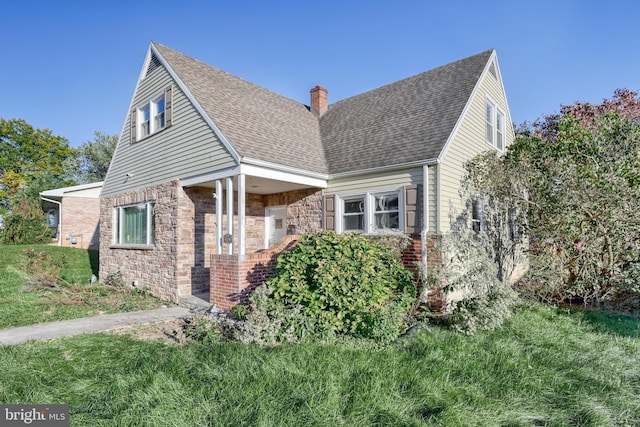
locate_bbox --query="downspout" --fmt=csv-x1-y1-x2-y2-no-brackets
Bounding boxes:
40,197,62,246
421,165,429,302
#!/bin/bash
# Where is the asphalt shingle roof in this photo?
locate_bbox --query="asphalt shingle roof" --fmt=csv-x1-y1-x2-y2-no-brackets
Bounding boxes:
153,43,493,176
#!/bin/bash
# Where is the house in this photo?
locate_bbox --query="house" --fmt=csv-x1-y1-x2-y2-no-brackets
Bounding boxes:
40,182,103,249
100,42,518,308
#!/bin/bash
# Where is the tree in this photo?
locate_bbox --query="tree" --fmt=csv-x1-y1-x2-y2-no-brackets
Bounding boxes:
74,131,118,183
0,119,76,211
467,90,640,307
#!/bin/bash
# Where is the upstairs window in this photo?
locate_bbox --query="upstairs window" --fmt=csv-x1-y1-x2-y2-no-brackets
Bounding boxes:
486,99,506,152
130,85,173,143
138,95,165,139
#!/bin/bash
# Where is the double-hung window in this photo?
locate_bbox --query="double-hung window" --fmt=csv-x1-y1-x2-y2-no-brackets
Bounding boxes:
343,196,365,232
486,98,505,152
339,190,403,234
137,95,165,140
114,201,155,246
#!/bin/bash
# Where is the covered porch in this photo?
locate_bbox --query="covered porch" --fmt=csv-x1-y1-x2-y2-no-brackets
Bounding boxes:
179,163,327,309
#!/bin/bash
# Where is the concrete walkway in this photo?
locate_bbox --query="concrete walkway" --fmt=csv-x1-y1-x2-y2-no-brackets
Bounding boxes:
0,307,193,346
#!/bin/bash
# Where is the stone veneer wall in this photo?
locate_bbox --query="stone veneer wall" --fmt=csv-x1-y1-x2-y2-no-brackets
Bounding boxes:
60,196,100,249
101,183,323,304
99,181,181,302
264,188,323,234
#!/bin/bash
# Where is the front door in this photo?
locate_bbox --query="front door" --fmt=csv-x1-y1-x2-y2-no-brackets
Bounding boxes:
265,206,287,247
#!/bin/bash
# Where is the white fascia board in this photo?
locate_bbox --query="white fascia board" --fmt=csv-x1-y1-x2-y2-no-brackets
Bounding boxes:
437,49,495,163
328,158,439,179
239,163,328,188
180,166,242,187
40,182,104,198
150,44,242,164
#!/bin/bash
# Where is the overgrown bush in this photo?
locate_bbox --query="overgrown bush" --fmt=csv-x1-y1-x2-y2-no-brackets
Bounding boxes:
242,231,418,344
2,198,52,244
439,231,519,335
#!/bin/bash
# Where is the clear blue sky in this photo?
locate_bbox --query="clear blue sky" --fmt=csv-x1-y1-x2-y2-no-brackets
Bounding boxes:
1,0,638,147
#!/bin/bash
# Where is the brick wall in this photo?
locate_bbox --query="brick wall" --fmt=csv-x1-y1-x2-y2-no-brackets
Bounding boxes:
210,235,299,310
60,196,100,249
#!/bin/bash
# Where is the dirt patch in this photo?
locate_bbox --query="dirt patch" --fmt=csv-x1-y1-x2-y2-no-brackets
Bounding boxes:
110,319,190,345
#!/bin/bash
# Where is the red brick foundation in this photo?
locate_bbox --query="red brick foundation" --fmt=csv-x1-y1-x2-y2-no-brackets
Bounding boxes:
210,235,299,310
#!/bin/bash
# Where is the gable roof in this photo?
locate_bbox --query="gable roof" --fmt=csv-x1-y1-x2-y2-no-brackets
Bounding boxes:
150,43,494,177
153,43,327,174
320,49,493,174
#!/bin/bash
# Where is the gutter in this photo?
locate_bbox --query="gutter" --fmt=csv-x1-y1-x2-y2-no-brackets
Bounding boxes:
40,196,62,246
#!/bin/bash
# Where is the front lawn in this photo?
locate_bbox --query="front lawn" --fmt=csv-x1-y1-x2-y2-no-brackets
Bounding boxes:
1,305,639,426
0,244,165,328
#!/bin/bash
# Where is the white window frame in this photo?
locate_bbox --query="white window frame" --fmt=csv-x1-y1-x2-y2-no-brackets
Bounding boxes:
337,189,404,234
113,201,155,246
137,93,166,140
485,97,506,152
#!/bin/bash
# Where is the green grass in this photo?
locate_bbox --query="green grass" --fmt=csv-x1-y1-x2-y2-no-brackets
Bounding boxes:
0,244,164,328
1,305,639,426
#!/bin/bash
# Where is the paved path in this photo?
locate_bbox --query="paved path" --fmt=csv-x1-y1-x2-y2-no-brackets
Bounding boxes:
0,307,193,346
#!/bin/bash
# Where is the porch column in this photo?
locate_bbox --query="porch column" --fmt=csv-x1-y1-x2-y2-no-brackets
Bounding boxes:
238,173,246,256
215,179,223,255
226,176,234,255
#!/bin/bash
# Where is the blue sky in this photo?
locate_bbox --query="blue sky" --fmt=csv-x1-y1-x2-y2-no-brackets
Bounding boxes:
1,0,638,147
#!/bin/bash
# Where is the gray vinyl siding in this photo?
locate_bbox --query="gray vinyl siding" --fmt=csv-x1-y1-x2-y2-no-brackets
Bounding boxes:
326,166,437,234
437,63,514,233
102,63,237,197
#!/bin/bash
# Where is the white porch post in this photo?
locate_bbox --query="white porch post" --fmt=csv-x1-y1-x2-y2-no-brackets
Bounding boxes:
215,179,223,255
238,173,246,256
226,176,234,255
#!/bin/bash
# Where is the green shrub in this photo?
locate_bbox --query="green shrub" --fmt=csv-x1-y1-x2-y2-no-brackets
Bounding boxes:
439,231,519,335
2,198,52,244
261,231,417,342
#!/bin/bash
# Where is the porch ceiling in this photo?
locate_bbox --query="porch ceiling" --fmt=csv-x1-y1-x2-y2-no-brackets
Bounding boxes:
187,175,317,195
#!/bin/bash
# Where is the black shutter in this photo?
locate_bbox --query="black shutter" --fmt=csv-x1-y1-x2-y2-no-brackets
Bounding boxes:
130,109,137,143
164,85,173,128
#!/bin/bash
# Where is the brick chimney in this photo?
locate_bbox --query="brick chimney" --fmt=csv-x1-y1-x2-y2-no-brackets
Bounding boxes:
310,85,328,117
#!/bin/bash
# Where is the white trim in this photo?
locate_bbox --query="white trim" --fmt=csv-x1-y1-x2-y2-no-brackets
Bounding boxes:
215,180,223,255
238,173,246,256
226,177,234,255
328,159,439,179
40,182,104,199
150,44,242,164
239,163,328,188
180,166,242,187
241,158,329,181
